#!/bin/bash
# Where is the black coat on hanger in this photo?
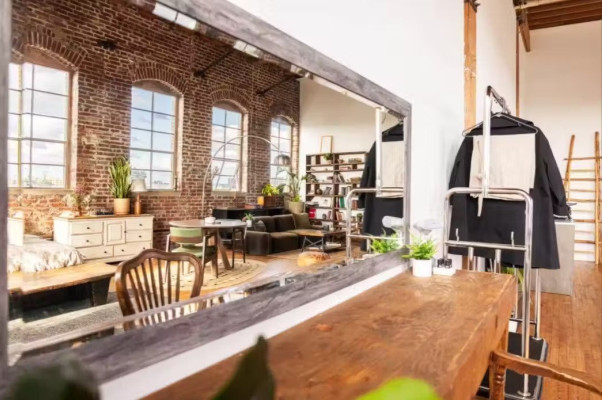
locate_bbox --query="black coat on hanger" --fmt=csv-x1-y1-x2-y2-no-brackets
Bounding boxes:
448,115,569,269
358,123,404,240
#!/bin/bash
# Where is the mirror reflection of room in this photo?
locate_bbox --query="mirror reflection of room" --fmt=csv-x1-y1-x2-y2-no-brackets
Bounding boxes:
5,0,405,349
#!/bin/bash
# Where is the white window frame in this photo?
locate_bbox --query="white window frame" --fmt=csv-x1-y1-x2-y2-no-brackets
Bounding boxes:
211,103,244,192
270,116,292,187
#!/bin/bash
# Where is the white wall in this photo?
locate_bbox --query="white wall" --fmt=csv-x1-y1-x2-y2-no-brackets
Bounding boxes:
520,21,602,167
228,0,517,226
476,0,518,116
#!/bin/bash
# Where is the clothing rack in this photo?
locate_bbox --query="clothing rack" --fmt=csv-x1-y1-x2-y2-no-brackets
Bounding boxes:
443,86,544,399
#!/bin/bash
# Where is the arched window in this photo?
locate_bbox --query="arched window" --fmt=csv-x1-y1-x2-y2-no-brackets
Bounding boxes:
8,61,71,188
130,82,178,190
270,116,292,186
211,102,243,191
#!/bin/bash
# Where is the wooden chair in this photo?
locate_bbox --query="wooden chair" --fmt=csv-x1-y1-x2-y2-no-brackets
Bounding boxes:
166,227,218,278
489,350,602,399
115,249,204,317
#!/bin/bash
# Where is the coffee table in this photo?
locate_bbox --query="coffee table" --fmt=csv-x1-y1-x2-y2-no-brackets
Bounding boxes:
293,229,346,252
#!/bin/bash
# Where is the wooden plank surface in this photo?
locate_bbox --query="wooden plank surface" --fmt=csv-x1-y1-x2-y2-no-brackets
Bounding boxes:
146,270,516,400
8,263,116,295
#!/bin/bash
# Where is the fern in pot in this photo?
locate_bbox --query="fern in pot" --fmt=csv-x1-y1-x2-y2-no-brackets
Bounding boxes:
403,233,437,278
109,157,132,215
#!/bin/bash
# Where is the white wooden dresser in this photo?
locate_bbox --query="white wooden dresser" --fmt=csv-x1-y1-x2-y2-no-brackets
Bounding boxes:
53,214,154,263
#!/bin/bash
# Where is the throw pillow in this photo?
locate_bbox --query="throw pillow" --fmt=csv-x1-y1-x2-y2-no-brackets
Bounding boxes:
252,220,267,232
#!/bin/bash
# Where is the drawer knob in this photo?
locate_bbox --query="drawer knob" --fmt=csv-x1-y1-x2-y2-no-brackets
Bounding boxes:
121,249,124,252
139,235,142,238
104,251,108,254
139,223,143,227
86,240,90,243
86,227,90,230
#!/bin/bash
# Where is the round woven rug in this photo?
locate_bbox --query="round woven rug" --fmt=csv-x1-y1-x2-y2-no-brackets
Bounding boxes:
170,259,268,291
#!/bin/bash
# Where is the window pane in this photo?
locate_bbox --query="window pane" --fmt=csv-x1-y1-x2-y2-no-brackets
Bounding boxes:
279,138,291,153
33,91,68,118
132,169,150,188
8,164,18,187
8,114,19,138
32,115,67,141
33,65,69,95
224,144,240,160
154,92,175,115
31,141,65,165
23,63,33,89
151,171,172,190
131,109,152,130
21,114,31,138
226,110,242,128
212,125,225,142
212,107,226,125
280,123,292,139
271,122,279,136
221,161,239,176
9,64,20,90
152,152,172,171
131,129,151,150
132,87,153,111
9,90,20,114
21,140,30,163
21,165,30,187
211,141,224,158
8,139,18,163
130,150,151,170
153,113,175,133
153,132,174,152
225,128,240,143
30,165,64,188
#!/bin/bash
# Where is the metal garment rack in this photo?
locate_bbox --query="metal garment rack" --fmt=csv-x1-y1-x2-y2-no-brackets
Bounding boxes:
443,86,543,399
345,107,406,263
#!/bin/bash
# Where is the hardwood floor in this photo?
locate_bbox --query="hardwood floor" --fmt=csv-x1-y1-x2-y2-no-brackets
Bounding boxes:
540,261,602,399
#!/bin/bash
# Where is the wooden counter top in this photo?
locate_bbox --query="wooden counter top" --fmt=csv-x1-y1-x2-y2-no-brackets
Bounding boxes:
146,270,516,399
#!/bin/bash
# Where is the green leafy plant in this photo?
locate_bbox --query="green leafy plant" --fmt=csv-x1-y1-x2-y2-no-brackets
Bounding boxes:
501,264,524,289
358,378,441,400
322,152,334,161
371,231,401,254
244,212,254,222
284,171,308,202
108,157,132,199
261,183,281,196
403,233,437,260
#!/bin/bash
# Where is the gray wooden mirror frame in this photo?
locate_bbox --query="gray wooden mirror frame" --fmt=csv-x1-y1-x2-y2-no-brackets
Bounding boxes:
0,0,412,389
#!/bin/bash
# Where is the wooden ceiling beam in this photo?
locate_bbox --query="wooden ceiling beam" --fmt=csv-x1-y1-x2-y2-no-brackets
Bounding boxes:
530,13,602,28
530,9,602,24
526,0,601,14
528,2,602,19
517,10,532,51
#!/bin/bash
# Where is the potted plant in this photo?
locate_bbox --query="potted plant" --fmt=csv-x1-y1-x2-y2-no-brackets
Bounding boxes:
260,183,281,208
403,233,437,277
322,152,334,164
108,156,132,215
284,171,307,214
243,212,254,227
357,212,364,224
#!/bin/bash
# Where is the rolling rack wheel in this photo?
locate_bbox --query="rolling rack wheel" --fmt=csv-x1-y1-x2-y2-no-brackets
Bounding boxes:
478,333,548,399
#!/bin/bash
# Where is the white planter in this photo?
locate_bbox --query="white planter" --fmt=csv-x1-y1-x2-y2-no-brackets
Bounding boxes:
412,259,433,278
246,220,253,227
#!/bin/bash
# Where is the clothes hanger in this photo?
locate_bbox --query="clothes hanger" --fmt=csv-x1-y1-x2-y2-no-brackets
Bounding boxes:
462,112,539,137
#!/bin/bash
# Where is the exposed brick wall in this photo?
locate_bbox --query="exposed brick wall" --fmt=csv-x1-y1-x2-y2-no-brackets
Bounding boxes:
10,0,300,248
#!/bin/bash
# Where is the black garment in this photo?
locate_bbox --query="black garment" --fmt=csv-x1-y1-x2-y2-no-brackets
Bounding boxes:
448,116,569,269
358,123,404,238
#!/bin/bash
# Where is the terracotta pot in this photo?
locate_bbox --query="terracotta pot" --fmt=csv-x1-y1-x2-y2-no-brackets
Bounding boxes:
113,198,130,215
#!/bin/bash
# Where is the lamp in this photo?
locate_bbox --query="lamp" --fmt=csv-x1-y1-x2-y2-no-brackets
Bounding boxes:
201,135,292,216
131,178,147,215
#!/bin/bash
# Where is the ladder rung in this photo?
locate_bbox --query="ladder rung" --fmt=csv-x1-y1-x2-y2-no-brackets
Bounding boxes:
570,169,595,172
570,178,602,181
575,219,595,223
575,239,595,244
569,189,596,193
564,156,602,160
576,230,594,234
568,198,596,203
575,250,595,254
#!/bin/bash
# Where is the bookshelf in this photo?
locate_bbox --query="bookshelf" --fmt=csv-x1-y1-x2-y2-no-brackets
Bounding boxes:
305,151,367,228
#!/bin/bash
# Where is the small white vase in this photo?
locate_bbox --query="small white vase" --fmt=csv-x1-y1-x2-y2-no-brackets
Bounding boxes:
246,219,253,227
412,259,433,278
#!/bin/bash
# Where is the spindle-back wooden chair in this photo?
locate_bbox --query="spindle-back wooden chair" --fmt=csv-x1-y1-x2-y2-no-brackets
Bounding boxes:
115,249,204,317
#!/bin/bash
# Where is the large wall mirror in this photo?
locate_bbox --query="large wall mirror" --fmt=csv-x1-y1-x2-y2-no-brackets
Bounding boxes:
0,0,411,395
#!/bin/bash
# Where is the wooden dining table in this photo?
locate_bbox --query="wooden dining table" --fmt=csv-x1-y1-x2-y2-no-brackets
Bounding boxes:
169,219,247,270
145,270,516,399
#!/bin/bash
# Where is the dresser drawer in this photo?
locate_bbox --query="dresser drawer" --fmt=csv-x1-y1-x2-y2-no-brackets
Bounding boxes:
71,221,103,235
114,241,152,257
70,233,103,248
126,218,153,231
78,245,113,260
126,230,153,242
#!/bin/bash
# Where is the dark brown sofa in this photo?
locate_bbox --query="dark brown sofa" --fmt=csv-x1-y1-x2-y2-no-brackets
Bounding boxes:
246,214,313,255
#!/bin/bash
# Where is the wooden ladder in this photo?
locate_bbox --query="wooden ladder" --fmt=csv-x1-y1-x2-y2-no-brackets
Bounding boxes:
564,132,601,264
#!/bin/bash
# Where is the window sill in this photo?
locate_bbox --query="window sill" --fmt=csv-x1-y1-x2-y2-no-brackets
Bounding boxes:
9,188,72,196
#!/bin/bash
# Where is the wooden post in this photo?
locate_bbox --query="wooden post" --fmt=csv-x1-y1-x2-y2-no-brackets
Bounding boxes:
564,134,575,198
0,0,12,382
595,131,600,265
464,0,477,129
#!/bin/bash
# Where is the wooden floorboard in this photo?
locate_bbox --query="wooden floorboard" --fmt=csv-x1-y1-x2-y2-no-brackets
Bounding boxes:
540,261,602,399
